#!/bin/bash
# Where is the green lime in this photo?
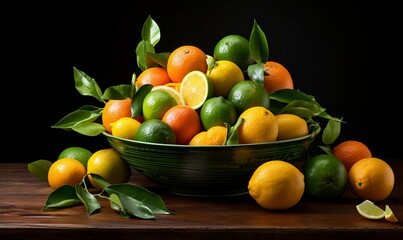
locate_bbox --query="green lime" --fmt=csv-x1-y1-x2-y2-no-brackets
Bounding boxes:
134,119,176,144
227,80,270,114
213,34,255,71
302,154,348,199
142,89,178,120
58,146,93,169
200,96,237,130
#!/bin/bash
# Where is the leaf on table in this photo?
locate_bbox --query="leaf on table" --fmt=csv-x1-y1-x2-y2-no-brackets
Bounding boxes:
75,182,101,215
109,193,130,218
43,185,81,210
28,160,52,181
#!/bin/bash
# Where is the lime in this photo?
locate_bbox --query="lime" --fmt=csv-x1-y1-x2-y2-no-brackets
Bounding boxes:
134,119,176,144
206,60,244,98
200,96,237,130
180,70,213,110
302,154,348,199
227,80,270,114
213,34,255,71
142,89,178,120
58,146,93,169
356,200,385,220
385,205,398,222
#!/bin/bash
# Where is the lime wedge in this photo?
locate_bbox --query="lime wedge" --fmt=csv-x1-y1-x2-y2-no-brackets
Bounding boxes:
356,200,385,220
385,205,398,223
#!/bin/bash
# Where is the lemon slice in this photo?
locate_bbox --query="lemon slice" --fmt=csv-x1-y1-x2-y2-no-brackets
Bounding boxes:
180,70,213,110
356,200,385,220
151,85,185,105
385,205,398,223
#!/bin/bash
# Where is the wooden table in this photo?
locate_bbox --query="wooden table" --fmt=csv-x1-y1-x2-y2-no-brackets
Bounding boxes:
1,160,402,240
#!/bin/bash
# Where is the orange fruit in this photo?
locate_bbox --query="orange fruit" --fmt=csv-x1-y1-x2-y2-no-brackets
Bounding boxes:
349,157,395,202
275,114,309,140
189,126,228,146
263,61,294,94
237,106,278,144
102,98,132,134
167,45,208,83
333,140,372,171
162,105,202,145
135,67,172,88
48,158,87,189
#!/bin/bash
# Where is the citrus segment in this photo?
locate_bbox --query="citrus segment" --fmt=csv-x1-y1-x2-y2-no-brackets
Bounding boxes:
180,70,213,110
356,200,385,220
385,205,398,223
151,85,185,105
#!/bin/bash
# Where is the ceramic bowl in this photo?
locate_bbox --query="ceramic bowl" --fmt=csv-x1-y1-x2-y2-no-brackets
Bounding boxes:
103,126,319,197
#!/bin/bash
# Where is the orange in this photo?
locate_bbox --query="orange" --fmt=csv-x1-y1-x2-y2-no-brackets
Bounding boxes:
333,140,372,171
349,157,395,202
167,45,208,83
189,126,228,146
237,106,278,144
48,158,87,189
135,67,172,88
263,61,294,94
162,105,202,145
102,98,132,134
275,114,309,140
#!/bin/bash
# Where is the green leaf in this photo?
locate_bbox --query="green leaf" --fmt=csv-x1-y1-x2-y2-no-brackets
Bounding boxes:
51,105,103,129
226,118,244,145
27,160,52,181
72,122,105,136
105,184,174,215
131,84,153,117
43,185,81,209
136,40,155,71
269,89,317,104
146,52,170,69
73,67,105,104
109,193,131,218
141,15,160,46
75,182,101,215
317,145,333,155
249,19,269,64
322,119,342,145
247,63,265,84
102,84,133,100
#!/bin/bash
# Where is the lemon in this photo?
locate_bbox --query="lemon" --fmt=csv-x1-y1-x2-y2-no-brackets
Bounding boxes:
248,160,305,210
110,117,141,139
151,85,185,105
57,146,93,170
142,89,178,120
206,60,244,98
355,200,385,220
180,70,213,109
275,114,309,140
385,205,398,223
87,148,132,189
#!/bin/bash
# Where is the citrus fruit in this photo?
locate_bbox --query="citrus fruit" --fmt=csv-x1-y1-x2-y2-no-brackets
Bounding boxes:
275,114,309,140
167,45,208,83
180,70,213,110
332,140,372,171
162,105,202,145
134,119,176,144
348,157,394,201
237,106,278,144
110,117,141,139
213,34,255,71
385,205,398,223
200,96,237,130
164,82,181,92
206,60,244,98
248,160,305,210
87,148,132,189
263,61,294,94
227,80,270,115
142,89,178,120
48,158,87,189
356,200,386,220
102,98,132,134
135,67,172,89
302,154,348,199
57,146,93,169
151,85,185,105
189,125,228,146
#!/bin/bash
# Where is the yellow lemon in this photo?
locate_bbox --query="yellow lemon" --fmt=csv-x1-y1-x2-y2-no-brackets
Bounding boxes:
206,60,244,98
110,117,141,139
275,114,309,140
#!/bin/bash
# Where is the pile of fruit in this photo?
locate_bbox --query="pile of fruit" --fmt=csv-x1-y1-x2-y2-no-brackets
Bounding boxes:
28,16,397,222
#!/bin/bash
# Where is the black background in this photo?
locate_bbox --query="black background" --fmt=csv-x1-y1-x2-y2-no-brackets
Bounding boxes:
6,0,393,163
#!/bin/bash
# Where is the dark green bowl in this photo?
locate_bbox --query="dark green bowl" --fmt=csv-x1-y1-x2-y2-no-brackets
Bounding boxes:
103,127,318,197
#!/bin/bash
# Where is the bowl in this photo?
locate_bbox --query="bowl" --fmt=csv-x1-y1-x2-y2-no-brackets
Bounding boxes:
103,126,319,197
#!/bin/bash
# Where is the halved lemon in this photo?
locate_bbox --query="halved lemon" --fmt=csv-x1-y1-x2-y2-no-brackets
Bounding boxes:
356,200,385,220
180,70,213,109
385,205,398,223
151,85,185,105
